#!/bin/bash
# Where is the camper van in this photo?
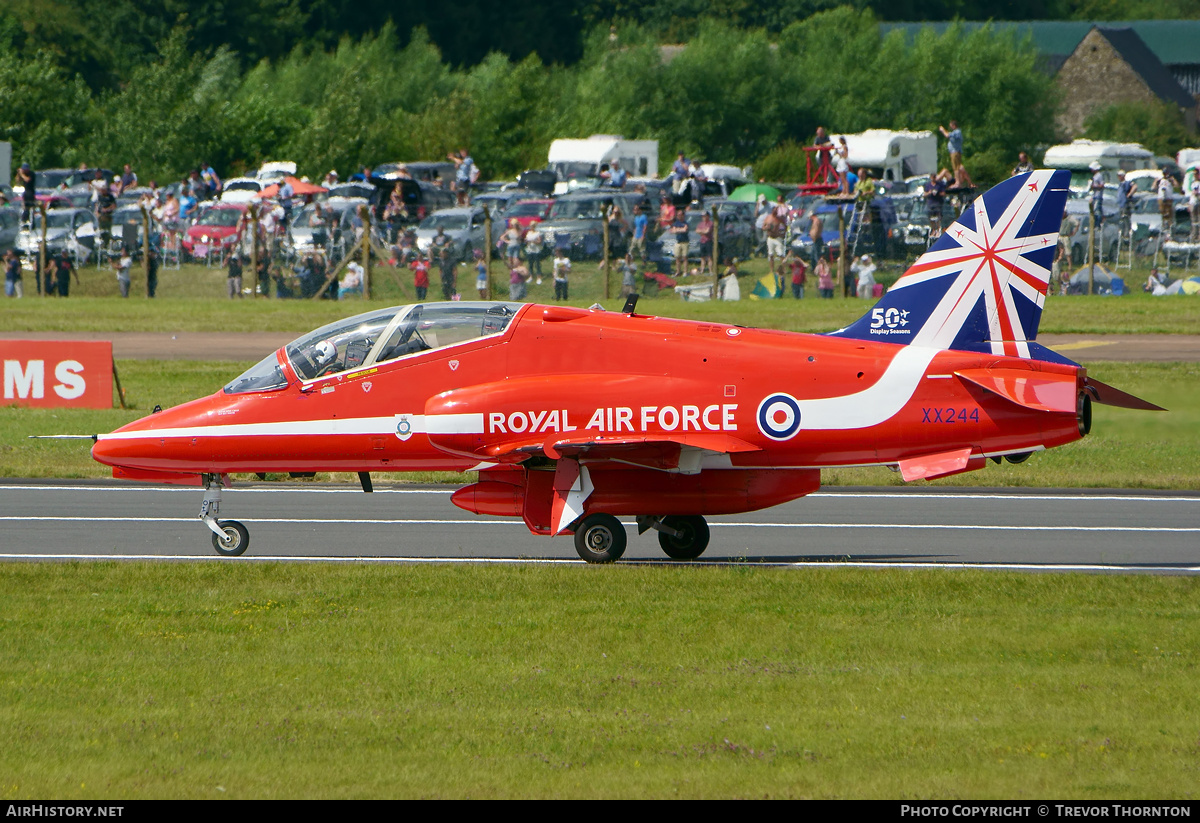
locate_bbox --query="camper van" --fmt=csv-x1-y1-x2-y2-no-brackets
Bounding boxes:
1043,139,1154,193
837,130,937,184
547,135,658,194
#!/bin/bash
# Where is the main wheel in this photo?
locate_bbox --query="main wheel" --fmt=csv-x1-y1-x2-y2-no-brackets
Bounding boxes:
573,513,627,563
657,515,710,560
211,519,250,557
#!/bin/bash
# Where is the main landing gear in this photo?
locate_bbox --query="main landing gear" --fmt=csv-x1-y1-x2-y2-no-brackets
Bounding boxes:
200,474,249,557
572,514,711,564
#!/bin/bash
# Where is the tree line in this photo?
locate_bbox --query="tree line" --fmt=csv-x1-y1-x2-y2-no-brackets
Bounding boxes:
0,5,1184,189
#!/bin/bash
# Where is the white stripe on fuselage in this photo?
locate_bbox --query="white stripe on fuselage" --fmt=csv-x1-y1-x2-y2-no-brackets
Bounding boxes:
97,413,485,441
799,345,938,430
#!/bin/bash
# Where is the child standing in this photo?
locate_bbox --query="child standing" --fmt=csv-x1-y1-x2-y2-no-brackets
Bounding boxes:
552,247,571,301
410,254,430,301
786,251,807,299
816,256,833,299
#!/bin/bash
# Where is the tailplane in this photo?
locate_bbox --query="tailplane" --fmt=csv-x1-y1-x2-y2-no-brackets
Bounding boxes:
829,169,1071,361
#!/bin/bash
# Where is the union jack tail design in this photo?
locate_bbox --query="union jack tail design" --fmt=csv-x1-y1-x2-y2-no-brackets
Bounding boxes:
830,170,1071,361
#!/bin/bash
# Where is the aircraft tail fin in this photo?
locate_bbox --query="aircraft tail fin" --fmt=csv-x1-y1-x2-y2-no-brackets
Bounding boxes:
828,169,1071,361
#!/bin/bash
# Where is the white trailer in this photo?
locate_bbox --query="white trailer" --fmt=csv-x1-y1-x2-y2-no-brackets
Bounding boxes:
548,135,658,193
836,129,937,183
1043,139,1154,192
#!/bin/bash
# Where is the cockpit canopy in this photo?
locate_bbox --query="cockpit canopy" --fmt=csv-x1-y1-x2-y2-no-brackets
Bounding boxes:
224,302,522,394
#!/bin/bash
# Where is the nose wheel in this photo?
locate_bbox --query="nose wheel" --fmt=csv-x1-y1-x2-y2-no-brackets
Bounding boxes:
199,474,249,557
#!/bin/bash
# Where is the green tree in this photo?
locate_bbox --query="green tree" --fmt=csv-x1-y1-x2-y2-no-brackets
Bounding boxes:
0,48,93,169
1084,100,1195,158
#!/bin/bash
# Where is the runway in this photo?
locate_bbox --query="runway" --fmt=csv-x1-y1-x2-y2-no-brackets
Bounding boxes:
1,482,1197,573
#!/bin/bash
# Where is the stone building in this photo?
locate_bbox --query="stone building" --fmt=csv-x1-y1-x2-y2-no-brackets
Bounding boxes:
1055,26,1196,137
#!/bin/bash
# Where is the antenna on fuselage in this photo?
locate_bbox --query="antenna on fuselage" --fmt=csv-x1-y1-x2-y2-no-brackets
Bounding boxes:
621,294,639,314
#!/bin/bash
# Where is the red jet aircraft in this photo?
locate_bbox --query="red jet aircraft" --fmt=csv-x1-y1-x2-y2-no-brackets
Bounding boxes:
91,170,1162,561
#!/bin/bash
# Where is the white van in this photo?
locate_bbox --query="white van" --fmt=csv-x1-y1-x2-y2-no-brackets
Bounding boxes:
1043,140,1154,193
548,135,658,194
838,130,937,183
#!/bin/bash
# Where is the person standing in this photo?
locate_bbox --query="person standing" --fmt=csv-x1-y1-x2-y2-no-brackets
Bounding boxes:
1157,174,1176,238
411,254,430,301
3,249,22,298
1115,170,1137,235
816,256,833,299
524,225,545,284
695,211,714,276
509,260,529,301
1088,161,1106,222
226,253,243,298
437,244,457,301
17,164,36,226
762,209,784,280
786,251,806,299
630,204,648,260
552,247,571,301
145,247,159,298
834,137,851,194
118,164,138,194
55,251,75,297
808,211,824,269
114,251,132,298
939,120,973,187
671,215,690,278
1189,174,1200,243
853,254,876,299
450,149,474,206
619,252,637,297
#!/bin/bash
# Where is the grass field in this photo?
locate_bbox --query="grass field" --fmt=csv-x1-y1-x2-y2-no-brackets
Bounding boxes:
3,259,1198,335
1,563,1196,799
2,360,1196,488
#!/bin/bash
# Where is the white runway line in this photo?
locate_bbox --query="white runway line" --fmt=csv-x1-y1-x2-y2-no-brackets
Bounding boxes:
2,485,1199,503
2,516,1197,533
0,553,1195,573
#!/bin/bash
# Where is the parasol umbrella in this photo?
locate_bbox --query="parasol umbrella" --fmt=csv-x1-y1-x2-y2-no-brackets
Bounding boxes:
258,176,328,198
1181,276,1200,295
728,183,781,203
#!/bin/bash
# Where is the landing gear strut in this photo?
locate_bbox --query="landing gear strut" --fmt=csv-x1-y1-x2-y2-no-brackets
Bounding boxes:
199,473,249,557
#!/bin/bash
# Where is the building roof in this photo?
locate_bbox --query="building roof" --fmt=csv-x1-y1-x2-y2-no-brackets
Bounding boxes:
1094,26,1195,108
880,20,1200,67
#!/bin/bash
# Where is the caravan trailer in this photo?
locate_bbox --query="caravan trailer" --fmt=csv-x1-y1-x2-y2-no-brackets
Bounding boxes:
548,135,658,193
1043,139,1154,193
837,130,937,184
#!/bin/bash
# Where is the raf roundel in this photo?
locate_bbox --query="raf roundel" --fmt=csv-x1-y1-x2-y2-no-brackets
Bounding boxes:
756,393,802,441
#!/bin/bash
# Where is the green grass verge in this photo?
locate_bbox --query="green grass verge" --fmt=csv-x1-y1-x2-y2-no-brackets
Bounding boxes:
0,563,1196,799
3,259,1198,334
2,360,1196,489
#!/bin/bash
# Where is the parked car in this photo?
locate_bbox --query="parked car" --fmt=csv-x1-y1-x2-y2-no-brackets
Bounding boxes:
499,198,554,229
789,196,901,259
376,161,456,190
326,182,377,201
181,203,246,260
256,161,296,184
537,191,640,258
221,177,263,204
888,194,960,251
289,198,364,262
656,205,754,265
1062,199,1120,265
414,206,488,260
1129,192,1190,242
470,189,541,214
368,177,455,225
17,208,96,261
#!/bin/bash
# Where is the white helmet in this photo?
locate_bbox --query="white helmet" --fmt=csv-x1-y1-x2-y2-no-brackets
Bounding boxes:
314,340,337,366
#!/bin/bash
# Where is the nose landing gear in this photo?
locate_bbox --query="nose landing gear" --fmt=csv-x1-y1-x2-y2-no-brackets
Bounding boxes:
200,473,249,557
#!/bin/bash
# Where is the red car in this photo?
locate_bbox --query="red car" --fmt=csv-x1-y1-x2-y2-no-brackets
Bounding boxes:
499,198,554,228
182,204,247,259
